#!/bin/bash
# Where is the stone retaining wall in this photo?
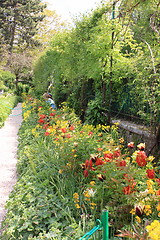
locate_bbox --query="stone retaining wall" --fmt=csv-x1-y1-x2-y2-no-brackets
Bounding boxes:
112,119,156,155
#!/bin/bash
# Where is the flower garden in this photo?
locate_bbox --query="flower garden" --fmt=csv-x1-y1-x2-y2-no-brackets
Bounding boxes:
1,95,160,240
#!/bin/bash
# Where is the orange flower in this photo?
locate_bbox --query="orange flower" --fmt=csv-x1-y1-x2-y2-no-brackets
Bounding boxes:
123,186,132,195
69,125,75,131
156,189,160,196
97,148,103,151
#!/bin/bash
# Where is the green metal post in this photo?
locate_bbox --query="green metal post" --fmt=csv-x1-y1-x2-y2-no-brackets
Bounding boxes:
102,210,109,240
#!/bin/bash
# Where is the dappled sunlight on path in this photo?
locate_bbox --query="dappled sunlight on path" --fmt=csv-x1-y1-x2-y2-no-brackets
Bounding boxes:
0,103,22,230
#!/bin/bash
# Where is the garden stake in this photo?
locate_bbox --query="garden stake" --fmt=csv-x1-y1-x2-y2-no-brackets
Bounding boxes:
102,210,109,240
79,210,109,240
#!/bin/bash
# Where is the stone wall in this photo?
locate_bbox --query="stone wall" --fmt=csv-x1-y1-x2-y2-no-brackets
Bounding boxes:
112,119,157,155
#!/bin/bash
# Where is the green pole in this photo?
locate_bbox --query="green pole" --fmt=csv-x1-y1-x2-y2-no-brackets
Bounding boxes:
102,210,109,240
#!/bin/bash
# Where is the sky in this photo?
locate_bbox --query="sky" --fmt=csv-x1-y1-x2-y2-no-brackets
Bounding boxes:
43,0,103,23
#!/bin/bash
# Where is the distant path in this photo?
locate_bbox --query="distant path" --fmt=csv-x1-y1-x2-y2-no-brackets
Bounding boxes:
0,103,22,232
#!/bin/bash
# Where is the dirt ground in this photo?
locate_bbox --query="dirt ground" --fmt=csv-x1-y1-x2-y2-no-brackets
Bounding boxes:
0,103,22,232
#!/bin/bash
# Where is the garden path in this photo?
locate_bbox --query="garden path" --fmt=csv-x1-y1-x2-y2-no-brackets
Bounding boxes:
0,103,22,232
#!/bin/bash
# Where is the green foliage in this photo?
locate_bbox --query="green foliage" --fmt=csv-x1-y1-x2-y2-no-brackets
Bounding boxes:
85,97,107,126
0,0,46,54
0,70,15,90
33,0,159,131
0,94,18,127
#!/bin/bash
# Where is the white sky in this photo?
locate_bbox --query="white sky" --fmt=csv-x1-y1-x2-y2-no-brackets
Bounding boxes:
43,0,103,23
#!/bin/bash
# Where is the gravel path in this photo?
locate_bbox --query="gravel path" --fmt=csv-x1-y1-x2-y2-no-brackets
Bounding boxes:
0,103,22,231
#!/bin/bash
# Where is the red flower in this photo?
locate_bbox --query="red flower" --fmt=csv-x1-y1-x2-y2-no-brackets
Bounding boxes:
123,181,136,195
123,186,132,195
95,157,104,166
61,128,67,133
50,112,56,116
85,159,92,169
146,169,155,179
128,142,134,148
69,125,75,131
39,114,46,119
136,151,147,167
113,149,121,158
84,170,89,177
104,153,113,160
38,119,45,124
44,132,50,136
116,160,126,167
43,124,49,129
66,134,71,138
88,131,93,136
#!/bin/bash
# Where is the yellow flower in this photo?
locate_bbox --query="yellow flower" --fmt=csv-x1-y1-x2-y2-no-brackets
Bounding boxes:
59,169,63,174
146,220,160,240
85,198,91,201
75,204,81,209
148,156,155,162
144,205,152,216
135,216,141,223
156,203,160,211
137,143,145,150
119,138,124,143
73,193,79,199
66,163,71,168
73,193,79,202
84,191,90,198
90,202,97,209
130,209,136,215
90,181,95,186
102,125,110,131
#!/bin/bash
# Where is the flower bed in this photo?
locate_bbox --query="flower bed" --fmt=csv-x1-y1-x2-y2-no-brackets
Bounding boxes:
1,96,159,240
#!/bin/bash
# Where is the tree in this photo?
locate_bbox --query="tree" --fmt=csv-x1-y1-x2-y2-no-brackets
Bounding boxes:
0,0,46,57
34,8,67,49
6,52,33,92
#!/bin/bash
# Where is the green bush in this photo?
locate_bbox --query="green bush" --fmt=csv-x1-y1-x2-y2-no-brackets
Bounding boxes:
0,70,15,91
0,95,19,127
